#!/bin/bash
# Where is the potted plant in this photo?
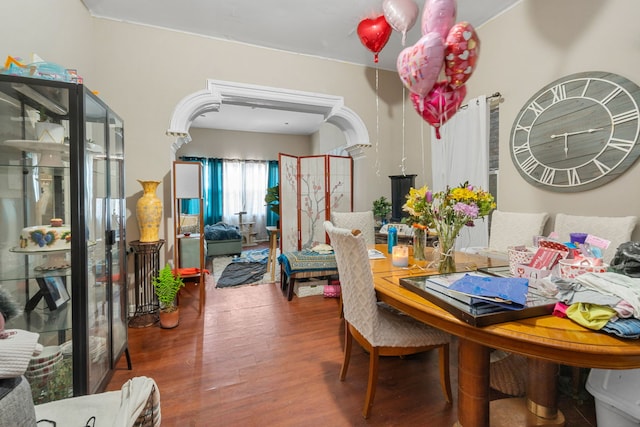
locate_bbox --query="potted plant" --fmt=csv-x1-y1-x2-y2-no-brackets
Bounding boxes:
152,264,185,329
264,185,280,216
372,196,392,226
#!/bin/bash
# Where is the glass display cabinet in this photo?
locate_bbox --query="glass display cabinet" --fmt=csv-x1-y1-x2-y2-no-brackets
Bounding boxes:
0,74,129,403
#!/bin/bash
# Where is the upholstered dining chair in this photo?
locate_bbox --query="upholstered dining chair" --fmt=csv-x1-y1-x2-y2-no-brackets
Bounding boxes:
330,211,376,245
324,221,452,418
462,210,549,257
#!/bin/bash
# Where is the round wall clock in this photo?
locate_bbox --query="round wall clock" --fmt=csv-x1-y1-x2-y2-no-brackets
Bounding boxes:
510,71,640,192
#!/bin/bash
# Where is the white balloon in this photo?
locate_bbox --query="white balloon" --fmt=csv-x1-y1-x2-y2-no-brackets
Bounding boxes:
383,0,419,45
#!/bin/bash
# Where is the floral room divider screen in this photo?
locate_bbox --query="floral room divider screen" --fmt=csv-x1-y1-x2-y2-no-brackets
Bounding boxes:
279,153,353,253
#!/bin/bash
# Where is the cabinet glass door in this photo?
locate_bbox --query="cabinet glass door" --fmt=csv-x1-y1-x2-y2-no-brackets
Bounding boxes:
84,93,110,392
108,113,127,366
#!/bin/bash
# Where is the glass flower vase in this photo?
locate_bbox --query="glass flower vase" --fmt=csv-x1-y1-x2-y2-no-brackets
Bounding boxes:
413,227,427,261
436,223,458,274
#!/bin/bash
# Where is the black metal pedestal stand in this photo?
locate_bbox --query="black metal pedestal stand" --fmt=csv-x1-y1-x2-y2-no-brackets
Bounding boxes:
128,240,164,328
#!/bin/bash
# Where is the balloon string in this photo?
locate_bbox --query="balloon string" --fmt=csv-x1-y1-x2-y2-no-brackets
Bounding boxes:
374,67,380,177
421,116,426,181
400,86,406,175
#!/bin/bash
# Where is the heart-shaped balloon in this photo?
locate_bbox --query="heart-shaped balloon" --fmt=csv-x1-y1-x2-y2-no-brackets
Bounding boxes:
383,0,419,45
357,15,393,63
421,0,457,39
411,81,467,139
445,22,480,89
397,32,445,97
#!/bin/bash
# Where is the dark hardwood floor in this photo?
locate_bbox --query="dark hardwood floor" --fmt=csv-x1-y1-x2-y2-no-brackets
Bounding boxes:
108,258,597,426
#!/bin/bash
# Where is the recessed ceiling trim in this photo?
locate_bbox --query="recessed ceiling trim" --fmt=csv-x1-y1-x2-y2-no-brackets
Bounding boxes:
167,79,370,157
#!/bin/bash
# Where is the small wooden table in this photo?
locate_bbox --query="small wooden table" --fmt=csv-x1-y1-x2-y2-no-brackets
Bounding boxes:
369,244,640,427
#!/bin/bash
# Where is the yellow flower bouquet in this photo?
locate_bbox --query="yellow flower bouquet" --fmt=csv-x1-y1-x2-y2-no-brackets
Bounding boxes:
403,182,496,272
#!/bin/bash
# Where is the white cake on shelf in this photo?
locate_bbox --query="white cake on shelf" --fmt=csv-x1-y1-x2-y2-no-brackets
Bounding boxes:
18,220,71,252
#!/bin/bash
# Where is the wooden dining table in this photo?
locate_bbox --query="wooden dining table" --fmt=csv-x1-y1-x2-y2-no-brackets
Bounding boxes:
369,244,640,427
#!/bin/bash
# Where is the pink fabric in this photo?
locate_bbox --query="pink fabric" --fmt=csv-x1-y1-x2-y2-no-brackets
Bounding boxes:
553,302,569,318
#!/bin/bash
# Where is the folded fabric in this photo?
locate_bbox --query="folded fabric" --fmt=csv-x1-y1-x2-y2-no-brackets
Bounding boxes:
565,302,617,330
0,329,41,379
601,318,640,339
553,302,569,318
573,272,640,318
554,280,621,307
448,274,529,309
173,268,210,276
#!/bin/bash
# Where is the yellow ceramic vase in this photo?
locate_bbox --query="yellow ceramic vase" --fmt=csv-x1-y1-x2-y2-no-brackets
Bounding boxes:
136,180,162,243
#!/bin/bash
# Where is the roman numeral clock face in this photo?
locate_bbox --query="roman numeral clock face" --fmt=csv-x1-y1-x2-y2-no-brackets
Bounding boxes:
510,71,640,192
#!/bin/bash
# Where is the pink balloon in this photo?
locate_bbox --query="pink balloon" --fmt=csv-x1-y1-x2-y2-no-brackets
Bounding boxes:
383,0,419,45
410,82,467,139
421,0,457,39
397,32,445,97
445,22,480,89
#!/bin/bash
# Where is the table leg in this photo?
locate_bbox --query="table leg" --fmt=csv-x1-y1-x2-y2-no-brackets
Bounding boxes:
527,359,563,421
456,339,490,427
489,359,565,426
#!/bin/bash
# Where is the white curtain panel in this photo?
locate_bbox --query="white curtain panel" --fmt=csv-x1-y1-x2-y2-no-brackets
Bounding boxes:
222,160,243,224
244,161,268,240
222,160,269,240
431,95,490,249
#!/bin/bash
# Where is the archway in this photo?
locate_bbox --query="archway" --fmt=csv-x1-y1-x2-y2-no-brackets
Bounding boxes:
166,79,370,159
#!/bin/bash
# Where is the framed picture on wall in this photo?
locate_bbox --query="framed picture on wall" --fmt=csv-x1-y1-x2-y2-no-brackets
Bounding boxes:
36,276,70,310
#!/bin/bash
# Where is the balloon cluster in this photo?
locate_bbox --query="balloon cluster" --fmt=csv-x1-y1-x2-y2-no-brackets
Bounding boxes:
356,0,479,138
398,0,480,138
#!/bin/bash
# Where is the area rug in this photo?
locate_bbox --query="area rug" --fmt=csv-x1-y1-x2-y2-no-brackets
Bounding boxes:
216,262,267,287
213,248,280,288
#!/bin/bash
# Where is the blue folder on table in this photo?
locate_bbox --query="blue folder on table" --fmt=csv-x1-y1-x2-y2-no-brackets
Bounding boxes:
448,274,529,310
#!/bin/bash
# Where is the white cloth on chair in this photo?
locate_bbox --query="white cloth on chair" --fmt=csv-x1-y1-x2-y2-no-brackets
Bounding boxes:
114,376,161,427
35,376,161,427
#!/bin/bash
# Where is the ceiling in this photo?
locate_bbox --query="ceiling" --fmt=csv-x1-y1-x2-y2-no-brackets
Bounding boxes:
82,0,520,135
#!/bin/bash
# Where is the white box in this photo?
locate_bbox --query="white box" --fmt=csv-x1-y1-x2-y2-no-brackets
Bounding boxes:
294,279,327,297
586,368,640,427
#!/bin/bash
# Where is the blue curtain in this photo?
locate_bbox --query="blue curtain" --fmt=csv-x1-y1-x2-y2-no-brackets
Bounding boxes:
205,158,224,224
266,160,279,227
179,156,224,225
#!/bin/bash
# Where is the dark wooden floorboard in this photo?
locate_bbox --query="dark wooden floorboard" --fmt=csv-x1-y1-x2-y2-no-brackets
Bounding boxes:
108,268,597,426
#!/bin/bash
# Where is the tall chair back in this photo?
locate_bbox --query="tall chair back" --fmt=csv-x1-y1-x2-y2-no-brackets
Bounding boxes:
330,211,376,246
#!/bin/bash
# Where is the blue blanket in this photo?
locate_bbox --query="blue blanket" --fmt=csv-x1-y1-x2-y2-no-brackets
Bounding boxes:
204,222,242,240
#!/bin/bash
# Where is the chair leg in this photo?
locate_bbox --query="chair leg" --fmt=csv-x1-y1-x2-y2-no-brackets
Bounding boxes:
287,277,296,301
438,343,452,403
363,346,380,419
339,321,352,381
